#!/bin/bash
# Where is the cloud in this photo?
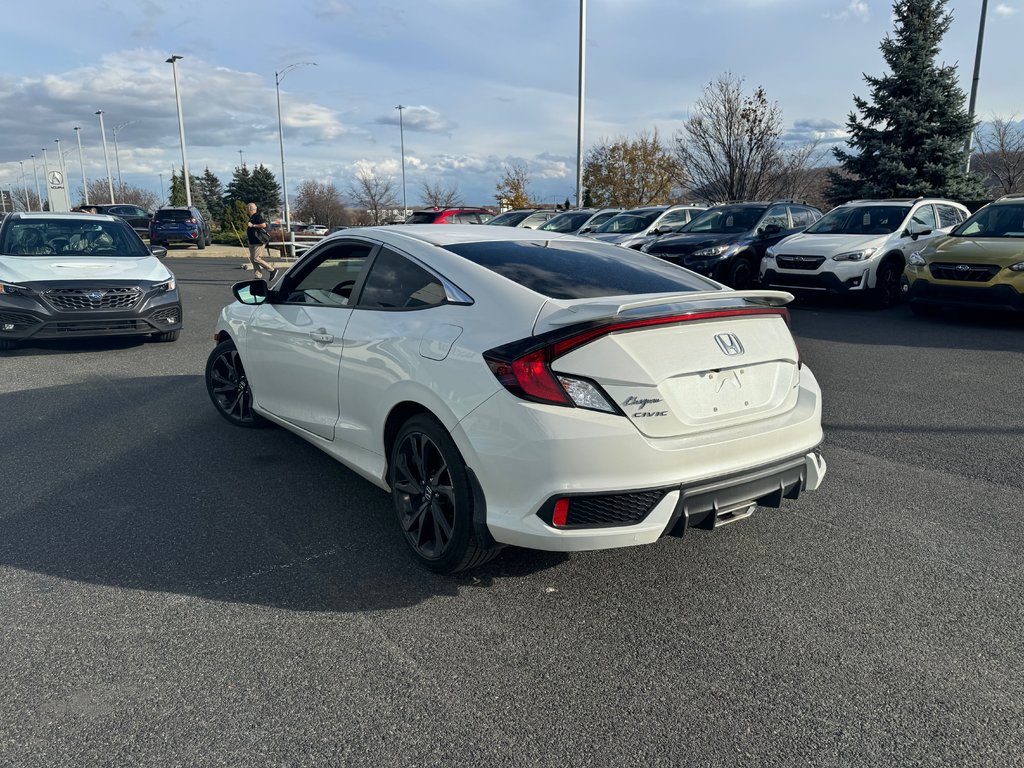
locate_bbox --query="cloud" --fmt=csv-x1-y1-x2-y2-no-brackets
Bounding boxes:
782,118,847,144
375,105,457,134
825,0,870,22
995,3,1017,16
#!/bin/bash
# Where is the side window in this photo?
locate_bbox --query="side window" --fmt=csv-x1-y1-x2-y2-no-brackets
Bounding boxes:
936,205,961,229
357,247,447,310
789,207,815,228
760,205,790,231
912,204,937,229
281,242,373,307
657,209,691,230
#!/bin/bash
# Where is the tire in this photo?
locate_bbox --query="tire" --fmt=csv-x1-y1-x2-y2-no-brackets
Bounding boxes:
0,338,17,351
870,257,903,308
725,256,757,290
151,330,180,343
196,236,206,250
390,414,500,574
205,339,270,428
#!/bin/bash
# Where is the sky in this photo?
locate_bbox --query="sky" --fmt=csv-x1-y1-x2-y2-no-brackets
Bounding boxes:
0,0,1020,213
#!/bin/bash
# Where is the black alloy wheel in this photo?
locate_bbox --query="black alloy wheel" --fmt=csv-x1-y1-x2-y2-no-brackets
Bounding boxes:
726,257,756,290
390,415,499,573
871,258,903,308
205,339,268,428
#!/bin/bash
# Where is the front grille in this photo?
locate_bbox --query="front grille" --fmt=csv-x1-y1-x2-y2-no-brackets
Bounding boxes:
565,490,666,527
0,311,42,330
929,263,1001,282
43,287,143,311
776,254,826,270
36,319,147,337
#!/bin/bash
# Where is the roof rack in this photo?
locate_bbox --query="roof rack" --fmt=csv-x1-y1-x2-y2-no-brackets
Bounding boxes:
996,193,1024,200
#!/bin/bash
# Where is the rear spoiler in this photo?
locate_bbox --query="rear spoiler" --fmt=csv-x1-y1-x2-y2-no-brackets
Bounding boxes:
534,290,795,334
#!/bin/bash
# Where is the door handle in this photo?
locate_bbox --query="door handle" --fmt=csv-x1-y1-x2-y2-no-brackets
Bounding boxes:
309,329,334,344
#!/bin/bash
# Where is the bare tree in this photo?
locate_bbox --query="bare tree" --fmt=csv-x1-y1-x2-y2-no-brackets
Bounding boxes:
81,180,159,211
294,179,352,229
9,187,43,212
494,161,532,209
583,129,682,207
418,178,463,208
347,170,400,225
676,73,821,203
971,114,1024,196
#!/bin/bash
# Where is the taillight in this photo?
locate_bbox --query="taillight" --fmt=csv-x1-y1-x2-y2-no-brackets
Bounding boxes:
187,217,197,224
485,349,572,406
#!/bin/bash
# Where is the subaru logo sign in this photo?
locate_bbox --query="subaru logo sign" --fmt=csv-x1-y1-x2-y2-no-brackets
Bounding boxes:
956,264,971,272
714,332,745,356
87,290,105,301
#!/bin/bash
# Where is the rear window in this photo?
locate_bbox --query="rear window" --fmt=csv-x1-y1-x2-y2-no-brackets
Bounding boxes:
155,209,196,222
405,211,442,224
443,240,717,299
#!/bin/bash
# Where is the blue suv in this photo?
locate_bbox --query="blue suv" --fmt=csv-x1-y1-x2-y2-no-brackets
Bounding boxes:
149,206,211,250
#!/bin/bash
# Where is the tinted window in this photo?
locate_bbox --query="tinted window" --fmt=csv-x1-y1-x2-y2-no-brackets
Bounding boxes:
806,205,910,235
282,242,373,306
936,204,962,229
405,211,441,224
760,205,790,230
1,219,148,257
595,209,665,234
683,206,767,234
154,209,196,222
953,203,1024,237
358,248,447,310
789,207,816,228
486,210,536,227
443,240,717,300
656,209,693,230
539,211,593,233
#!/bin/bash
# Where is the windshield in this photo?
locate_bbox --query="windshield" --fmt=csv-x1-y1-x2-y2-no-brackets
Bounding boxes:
539,211,593,233
952,202,1024,238
805,205,910,235
595,210,664,234
486,210,535,227
0,219,149,257
405,211,441,224
681,206,767,234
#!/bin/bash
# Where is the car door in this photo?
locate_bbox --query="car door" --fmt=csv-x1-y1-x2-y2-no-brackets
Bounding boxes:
336,246,459,454
902,203,942,255
752,205,792,259
243,239,376,439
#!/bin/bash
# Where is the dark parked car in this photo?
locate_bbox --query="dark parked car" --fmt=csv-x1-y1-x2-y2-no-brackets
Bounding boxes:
149,206,211,250
90,204,153,238
643,202,822,289
404,208,494,224
484,209,560,228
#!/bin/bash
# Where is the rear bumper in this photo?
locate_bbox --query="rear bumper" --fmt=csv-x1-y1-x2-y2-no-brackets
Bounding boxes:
452,367,826,551
906,279,1024,312
151,228,201,244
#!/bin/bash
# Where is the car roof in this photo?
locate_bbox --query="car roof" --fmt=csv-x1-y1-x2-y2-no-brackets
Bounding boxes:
336,223,576,248
4,211,120,223
843,198,963,206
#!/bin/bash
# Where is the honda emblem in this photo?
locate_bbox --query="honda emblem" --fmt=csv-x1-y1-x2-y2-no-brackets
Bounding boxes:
714,333,745,356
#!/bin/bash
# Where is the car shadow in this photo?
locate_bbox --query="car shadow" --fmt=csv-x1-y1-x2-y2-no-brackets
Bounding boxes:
0,336,148,356
788,296,1024,352
0,376,567,612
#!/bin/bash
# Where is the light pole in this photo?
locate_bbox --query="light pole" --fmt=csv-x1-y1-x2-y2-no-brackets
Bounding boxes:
166,55,192,206
112,120,136,190
74,126,89,205
19,161,29,212
395,104,407,221
576,0,586,208
964,0,990,173
95,111,115,203
30,155,41,211
159,172,164,204
275,61,317,234
41,148,51,209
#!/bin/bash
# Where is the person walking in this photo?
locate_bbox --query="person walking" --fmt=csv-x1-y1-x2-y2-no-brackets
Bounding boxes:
246,202,277,280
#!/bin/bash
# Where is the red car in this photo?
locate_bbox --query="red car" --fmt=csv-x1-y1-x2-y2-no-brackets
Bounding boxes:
404,207,494,224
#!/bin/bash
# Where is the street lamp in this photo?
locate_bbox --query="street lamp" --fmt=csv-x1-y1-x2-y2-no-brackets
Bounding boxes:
19,161,29,212
95,110,116,203
275,61,317,234
166,55,192,207
112,120,136,190
576,0,586,208
395,104,407,221
30,155,41,211
74,126,89,205
41,148,51,209
964,0,990,173
159,172,164,204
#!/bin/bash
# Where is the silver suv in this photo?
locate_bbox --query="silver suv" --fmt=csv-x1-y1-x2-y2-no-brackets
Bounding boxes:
585,204,706,250
761,197,970,307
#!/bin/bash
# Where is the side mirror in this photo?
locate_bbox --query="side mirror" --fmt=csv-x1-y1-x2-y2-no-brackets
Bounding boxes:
232,279,269,305
761,224,783,237
906,222,932,240
149,245,168,259
579,226,593,233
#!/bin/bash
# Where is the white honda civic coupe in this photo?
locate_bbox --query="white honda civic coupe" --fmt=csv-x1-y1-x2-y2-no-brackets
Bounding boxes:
206,226,826,573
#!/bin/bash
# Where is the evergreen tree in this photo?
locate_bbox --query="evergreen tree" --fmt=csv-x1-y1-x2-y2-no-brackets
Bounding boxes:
169,168,210,221
828,0,982,204
249,164,282,216
582,187,594,208
197,168,226,228
224,164,253,209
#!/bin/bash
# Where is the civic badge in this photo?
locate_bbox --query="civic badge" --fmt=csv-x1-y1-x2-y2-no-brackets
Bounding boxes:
714,332,745,356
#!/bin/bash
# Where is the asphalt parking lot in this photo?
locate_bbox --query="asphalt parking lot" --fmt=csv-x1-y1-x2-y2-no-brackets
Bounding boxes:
2,256,1022,767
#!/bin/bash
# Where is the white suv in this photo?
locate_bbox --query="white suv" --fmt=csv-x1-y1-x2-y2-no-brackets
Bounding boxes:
760,198,969,307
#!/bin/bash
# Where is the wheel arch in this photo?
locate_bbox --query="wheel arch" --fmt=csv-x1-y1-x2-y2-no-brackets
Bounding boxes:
872,250,906,287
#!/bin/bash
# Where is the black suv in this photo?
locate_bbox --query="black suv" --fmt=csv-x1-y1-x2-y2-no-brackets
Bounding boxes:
149,206,212,250
90,204,153,239
642,201,822,289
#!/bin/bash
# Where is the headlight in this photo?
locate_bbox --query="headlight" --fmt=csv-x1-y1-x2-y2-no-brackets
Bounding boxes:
1011,261,1024,272
908,251,927,266
832,248,877,262
0,281,28,296
693,244,731,258
153,278,176,293
764,248,776,260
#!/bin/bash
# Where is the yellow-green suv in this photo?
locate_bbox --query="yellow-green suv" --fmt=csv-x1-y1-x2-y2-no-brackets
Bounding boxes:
905,195,1024,314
